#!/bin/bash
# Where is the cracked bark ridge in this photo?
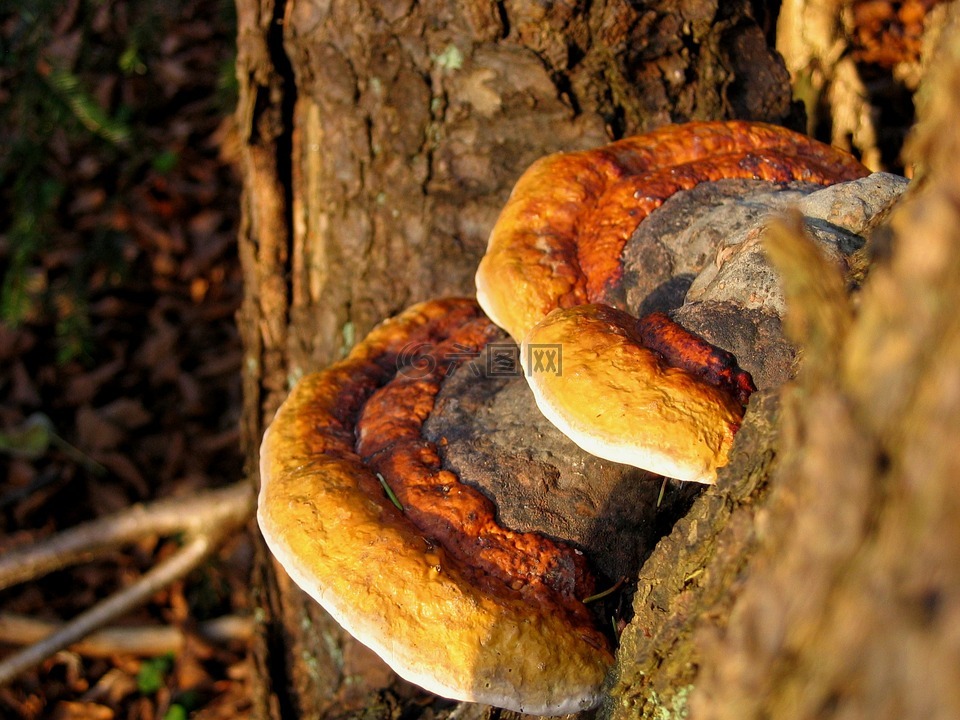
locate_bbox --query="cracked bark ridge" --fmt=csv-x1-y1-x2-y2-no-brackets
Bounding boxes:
605,389,784,720
684,22,960,715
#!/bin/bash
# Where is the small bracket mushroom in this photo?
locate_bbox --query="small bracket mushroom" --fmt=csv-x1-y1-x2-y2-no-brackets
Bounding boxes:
258,299,613,715
475,120,868,483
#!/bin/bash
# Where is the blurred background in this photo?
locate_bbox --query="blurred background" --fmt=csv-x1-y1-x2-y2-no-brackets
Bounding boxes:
0,1,251,717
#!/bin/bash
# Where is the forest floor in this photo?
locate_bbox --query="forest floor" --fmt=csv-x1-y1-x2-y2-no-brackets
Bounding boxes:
0,1,251,718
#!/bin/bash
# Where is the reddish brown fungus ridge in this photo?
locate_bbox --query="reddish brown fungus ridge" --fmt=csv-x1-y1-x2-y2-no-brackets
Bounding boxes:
636,312,757,408
356,314,603,632
577,149,870,299
513,123,869,310
259,298,615,712
274,296,608,646
479,121,869,345
581,134,870,300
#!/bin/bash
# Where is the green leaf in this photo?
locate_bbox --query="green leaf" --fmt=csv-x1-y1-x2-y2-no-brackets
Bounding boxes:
45,67,132,146
152,149,180,174
136,655,173,695
376,472,404,511
0,414,54,459
163,704,188,720
119,44,147,76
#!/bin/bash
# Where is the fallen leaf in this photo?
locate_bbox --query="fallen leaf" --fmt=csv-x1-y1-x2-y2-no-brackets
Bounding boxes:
49,701,114,720
76,405,125,452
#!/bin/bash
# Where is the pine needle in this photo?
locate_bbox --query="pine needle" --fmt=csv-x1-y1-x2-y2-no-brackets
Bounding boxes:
376,472,404,511
46,68,131,146
583,576,626,604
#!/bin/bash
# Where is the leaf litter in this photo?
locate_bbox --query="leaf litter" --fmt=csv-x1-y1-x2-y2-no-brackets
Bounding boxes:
0,0,251,717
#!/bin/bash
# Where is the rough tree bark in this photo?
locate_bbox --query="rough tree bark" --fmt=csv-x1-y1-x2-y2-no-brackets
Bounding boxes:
234,0,959,718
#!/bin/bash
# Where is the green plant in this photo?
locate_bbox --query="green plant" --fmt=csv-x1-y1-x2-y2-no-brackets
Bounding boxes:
136,654,174,695
0,2,134,361
1,0,239,363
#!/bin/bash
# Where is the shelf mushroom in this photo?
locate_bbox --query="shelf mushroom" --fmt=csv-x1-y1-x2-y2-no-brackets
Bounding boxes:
476,120,868,484
258,298,613,715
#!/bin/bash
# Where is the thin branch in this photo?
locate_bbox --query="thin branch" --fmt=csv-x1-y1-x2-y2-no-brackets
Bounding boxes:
0,533,210,684
0,613,253,658
0,481,255,685
0,482,253,591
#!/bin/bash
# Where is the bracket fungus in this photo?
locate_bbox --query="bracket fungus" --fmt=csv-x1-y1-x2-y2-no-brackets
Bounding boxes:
258,298,613,715
475,120,868,483
257,122,886,714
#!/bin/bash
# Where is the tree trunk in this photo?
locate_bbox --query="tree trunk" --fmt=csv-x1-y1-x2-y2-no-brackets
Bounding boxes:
234,0,960,717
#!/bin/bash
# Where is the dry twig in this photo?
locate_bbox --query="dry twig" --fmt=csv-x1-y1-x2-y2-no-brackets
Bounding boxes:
0,482,254,685
0,613,253,658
